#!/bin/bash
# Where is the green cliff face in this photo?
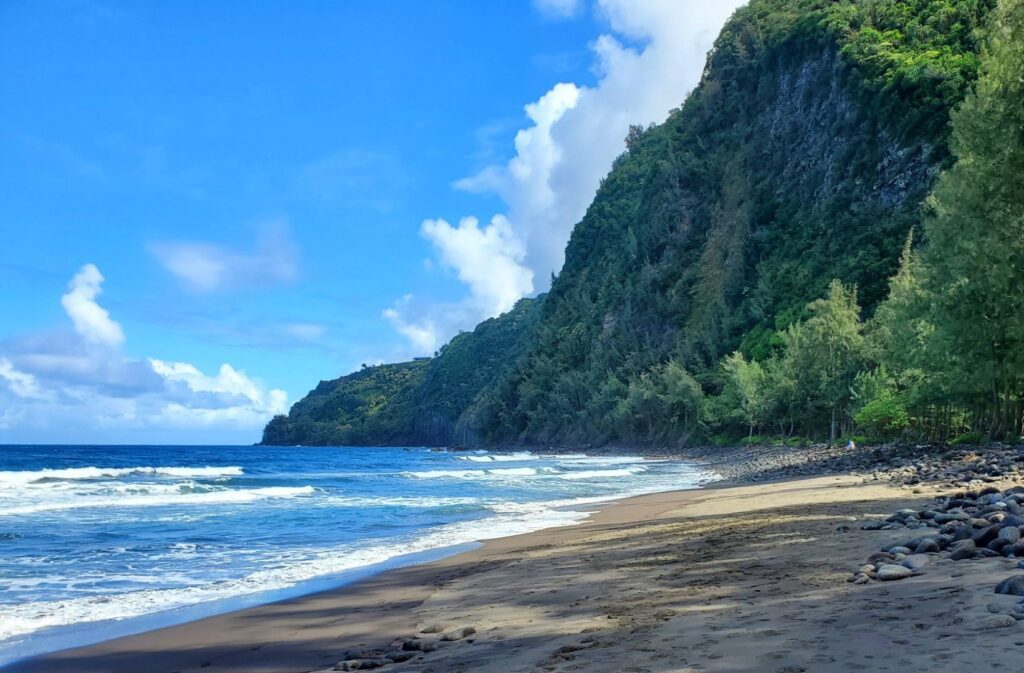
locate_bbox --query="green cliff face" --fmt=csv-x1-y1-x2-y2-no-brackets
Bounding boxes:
263,0,997,448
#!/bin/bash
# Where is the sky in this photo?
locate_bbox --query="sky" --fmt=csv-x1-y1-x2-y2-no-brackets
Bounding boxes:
0,0,744,444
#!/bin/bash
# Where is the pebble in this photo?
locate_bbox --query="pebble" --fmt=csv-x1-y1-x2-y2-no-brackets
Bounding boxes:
979,615,1018,629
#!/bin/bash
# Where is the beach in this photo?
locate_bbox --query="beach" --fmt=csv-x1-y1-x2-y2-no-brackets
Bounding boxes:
12,445,1024,673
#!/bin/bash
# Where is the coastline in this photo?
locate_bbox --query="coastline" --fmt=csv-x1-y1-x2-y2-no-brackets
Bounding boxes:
9,442,1024,672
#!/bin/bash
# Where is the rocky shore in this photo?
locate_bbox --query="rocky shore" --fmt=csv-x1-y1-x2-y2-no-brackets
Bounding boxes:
678,440,1024,488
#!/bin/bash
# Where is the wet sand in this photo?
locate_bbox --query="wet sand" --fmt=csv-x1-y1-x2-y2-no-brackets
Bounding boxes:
10,473,1022,673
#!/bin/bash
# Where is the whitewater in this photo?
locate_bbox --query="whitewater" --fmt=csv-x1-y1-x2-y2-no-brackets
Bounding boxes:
0,444,709,664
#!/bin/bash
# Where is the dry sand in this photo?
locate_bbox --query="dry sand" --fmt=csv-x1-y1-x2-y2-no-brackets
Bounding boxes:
10,473,1024,673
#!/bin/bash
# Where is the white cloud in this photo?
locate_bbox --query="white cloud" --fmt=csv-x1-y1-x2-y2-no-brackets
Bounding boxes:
150,220,298,292
0,265,289,442
60,263,125,347
149,359,288,426
462,0,743,281
383,296,442,353
421,215,534,316
534,0,583,19
0,358,47,399
383,214,534,355
389,0,743,351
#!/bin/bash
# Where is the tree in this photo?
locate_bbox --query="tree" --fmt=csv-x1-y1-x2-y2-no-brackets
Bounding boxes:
721,351,769,439
780,280,866,442
920,0,1024,437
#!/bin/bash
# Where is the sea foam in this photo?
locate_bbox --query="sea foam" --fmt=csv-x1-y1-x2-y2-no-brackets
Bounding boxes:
0,466,244,486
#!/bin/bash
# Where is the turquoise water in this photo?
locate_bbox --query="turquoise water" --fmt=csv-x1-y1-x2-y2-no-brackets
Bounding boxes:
0,445,708,664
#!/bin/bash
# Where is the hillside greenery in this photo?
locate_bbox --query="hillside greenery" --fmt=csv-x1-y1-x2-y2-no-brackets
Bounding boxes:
263,0,1021,449
261,297,543,446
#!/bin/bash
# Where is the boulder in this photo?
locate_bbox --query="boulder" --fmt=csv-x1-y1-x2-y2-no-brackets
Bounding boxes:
1000,526,1021,544
950,539,977,561
900,554,930,570
876,564,913,581
995,576,1024,596
915,538,941,554
972,525,1002,547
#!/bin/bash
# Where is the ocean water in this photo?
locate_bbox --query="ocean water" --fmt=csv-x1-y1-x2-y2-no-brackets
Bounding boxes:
0,445,709,664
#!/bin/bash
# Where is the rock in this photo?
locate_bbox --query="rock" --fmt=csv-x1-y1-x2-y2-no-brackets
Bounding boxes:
973,525,1002,547
386,651,417,663
952,525,975,541
420,623,446,634
979,615,1017,629
339,649,382,661
950,539,977,560
1000,526,1022,544
915,538,941,554
335,659,388,671
996,576,1024,596
441,626,477,641
888,546,913,555
876,564,913,581
988,602,1005,613
867,551,896,565
853,574,870,585
401,639,423,651
990,537,1011,552
900,554,930,570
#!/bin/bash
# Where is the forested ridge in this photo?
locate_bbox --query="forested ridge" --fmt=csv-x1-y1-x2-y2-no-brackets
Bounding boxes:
262,0,1024,449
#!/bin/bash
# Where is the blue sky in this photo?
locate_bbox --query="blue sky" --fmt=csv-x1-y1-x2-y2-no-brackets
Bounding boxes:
0,0,742,444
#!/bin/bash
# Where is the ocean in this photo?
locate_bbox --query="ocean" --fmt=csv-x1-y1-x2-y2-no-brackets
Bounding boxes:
0,444,709,665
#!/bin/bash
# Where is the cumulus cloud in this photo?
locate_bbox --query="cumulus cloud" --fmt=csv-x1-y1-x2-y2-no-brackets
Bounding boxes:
383,296,443,353
462,0,743,281
149,220,298,292
149,359,288,426
421,215,534,316
388,0,743,352
0,265,288,441
0,359,47,399
60,264,125,347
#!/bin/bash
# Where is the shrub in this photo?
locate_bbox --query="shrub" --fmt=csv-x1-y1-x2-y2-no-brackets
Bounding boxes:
950,431,986,446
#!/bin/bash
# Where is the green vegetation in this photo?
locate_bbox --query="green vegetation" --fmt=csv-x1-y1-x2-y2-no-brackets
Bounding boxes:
265,0,1022,449
261,297,543,446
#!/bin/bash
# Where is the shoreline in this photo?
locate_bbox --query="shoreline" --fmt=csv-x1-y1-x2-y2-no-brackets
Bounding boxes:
1,453,716,671
9,442,1024,672
3,483,714,673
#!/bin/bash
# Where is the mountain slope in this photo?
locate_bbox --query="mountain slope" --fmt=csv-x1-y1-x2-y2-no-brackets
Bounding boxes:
264,0,996,448
261,296,543,446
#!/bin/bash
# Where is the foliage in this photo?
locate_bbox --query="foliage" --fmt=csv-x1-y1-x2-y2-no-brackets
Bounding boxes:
950,430,987,445
261,297,543,446
265,0,1014,449
854,391,911,438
